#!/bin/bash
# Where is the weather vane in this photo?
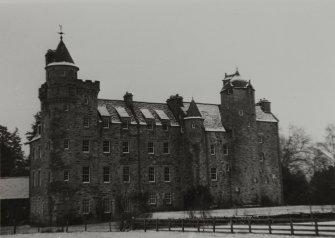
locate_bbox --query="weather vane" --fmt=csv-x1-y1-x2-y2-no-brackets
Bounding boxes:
58,25,64,40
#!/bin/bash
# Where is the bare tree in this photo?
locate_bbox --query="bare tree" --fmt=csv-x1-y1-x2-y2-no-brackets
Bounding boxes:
313,124,335,170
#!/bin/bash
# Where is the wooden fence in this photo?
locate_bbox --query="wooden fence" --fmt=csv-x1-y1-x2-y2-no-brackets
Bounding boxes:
133,217,335,236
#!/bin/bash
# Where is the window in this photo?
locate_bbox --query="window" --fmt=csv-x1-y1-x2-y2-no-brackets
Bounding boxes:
64,170,69,181
148,167,155,182
147,121,154,130
148,192,156,205
210,168,217,181
37,170,41,186
191,123,195,129
102,117,110,128
258,135,264,143
64,139,70,150
121,121,128,129
210,144,215,155
260,153,265,163
123,166,130,183
223,145,229,155
122,141,129,153
164,167,170,182
38,145,41,159
46,141,50,151
84,96,89,105
164,193,172,205
227,88,233,95
226,164,230,172
162,122,168,131
82,140,90,152
103,167,110,183
148,142,154,154
83,117,90,128
82,167,90,183
82,199,90,214
32,171,35,187
103,198,111,213
239,110,244,116
64,104,69,111
103,140,110,153
163,142,169,154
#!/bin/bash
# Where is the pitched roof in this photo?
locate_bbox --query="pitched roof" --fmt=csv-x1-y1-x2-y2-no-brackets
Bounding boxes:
97,99,179,126
256,105,278,123
0,177,29,199
182,102,225,132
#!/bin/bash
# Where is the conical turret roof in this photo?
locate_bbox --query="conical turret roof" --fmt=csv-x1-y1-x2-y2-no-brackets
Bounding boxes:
186,98,202,117
53,39,74,63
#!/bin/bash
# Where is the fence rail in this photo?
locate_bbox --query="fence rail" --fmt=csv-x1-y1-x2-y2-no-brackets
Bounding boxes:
133,217,335,236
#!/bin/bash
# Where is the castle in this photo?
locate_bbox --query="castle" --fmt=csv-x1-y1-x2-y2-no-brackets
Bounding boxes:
29,35,283,224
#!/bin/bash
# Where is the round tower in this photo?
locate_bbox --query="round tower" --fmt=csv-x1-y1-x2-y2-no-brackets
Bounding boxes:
220,69,261,205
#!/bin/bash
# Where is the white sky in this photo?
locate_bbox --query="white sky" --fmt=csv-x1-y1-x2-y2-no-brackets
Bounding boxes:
0,0,334,155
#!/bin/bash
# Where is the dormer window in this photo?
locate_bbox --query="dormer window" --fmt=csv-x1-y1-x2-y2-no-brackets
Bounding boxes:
121,120,129,130
162,122,169,131
147,121,154,130
102,117,110,129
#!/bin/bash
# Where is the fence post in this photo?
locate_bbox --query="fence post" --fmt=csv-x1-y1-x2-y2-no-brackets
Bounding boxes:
13,224,17,234
213,217,216,233
182,219,184,232
314,218,319,236
169,219,171,231
268,218,272,234
197,218,200,232
144,219,147,232
248,218,252,233
230,218,234,233
290,218,294,235
156,219,158,232
66,216,69,232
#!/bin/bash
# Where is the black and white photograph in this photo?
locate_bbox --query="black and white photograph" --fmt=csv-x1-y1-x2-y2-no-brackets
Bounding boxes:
0,0,334,237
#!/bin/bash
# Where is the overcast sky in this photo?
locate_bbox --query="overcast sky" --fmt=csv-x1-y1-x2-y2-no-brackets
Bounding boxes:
0,0,334,155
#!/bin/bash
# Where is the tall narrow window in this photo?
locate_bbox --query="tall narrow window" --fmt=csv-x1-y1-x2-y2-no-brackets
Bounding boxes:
37,170,41,186
82,199,90,214
223,145,229,155
38,145,42,159
64,170,69,181
83,117,90,128
103,140,110,153
32,171,35,187
64,139,70,150
147,121,154,130
258,135,264,143
260,152,265,163
162,122,168,131
164,167,170,182
163,142,169,154
148,142,154,154
102,117,110,128
122,141,129,153
82,166,90,183
164,192,172,205
148,192,156,205
148,167,155,182
84,96,89,105
210,144,215,155
123,166,130,183
103,167,110,183
210,168,217,181
121,121,128,130
64,104,69,111
103,198,111,213
82,140,90,152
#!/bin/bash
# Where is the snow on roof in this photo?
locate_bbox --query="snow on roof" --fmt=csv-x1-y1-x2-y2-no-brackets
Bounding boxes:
256,105,278,122
98,105,110,116
182,103,225,132
155,109,169,120
0,177,29,199
45,61,78,68
140,108,155,119
115,106,130,118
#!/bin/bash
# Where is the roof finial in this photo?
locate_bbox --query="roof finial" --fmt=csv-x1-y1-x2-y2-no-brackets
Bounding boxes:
58,24,64,40
235,67,240,76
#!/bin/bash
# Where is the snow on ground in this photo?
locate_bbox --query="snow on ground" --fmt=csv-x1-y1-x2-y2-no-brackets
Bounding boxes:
0,231,318,238
150,205,335,219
